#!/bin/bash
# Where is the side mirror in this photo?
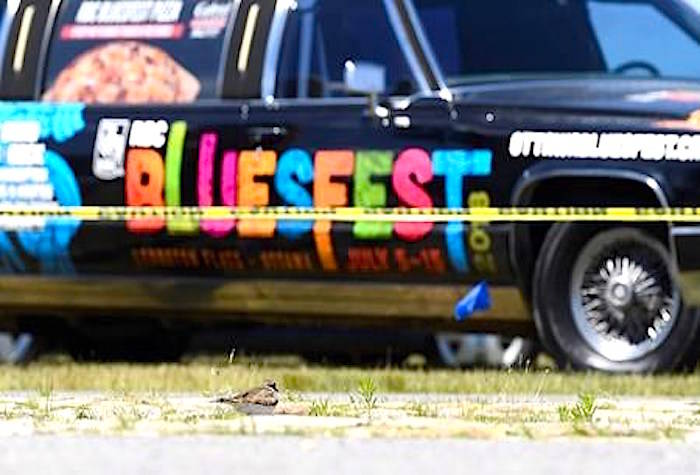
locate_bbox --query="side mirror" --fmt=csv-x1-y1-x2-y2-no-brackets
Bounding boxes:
343,60,386,96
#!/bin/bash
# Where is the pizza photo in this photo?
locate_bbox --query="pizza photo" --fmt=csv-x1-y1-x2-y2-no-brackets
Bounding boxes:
43,41,201,104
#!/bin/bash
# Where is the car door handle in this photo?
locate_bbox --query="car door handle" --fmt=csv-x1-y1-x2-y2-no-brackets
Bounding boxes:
247,126,288,143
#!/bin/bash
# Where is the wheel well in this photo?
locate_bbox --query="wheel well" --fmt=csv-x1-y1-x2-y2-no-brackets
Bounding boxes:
512,176,669,303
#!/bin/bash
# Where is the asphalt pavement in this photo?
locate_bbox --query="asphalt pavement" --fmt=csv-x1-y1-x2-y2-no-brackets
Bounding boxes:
2,436,700,475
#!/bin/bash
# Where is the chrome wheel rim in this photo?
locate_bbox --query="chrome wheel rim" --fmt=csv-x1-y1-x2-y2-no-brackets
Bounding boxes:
570,230,680,362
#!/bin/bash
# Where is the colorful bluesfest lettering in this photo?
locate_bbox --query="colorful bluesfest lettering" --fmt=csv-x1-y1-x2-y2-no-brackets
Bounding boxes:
353,151,393,240
433,149,493,273
313,150,354,271
275,148,314,239
165,121,196,235
198,133,239,238
237,150,277,238
126,148,165,233
393,148,434,242
118,118,495,274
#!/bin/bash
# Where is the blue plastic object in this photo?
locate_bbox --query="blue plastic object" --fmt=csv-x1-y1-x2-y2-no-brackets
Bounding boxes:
454,281,492,321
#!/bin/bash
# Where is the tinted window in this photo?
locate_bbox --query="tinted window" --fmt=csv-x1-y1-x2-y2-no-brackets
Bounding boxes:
0,1,7,69
43,0,236,103
276,0,418,98
414,0,700,83
589,1,700,78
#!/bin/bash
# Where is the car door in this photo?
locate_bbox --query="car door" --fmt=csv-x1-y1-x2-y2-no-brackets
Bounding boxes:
228,0,502,284
0,0,504,287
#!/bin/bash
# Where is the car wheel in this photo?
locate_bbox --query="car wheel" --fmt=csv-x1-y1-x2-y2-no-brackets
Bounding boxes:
434,333,537,368
533,224,699,372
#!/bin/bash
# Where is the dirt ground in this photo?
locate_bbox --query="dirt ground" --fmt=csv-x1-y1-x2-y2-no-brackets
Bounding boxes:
0,391,698,441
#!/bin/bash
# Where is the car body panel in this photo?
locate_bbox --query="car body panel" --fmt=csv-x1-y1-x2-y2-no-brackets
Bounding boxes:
3,0,700,333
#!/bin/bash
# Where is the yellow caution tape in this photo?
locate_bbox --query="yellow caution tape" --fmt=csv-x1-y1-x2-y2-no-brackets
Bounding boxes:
2,206,700,222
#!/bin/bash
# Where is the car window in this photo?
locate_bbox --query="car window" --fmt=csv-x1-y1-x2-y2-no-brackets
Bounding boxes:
0,0,7,69
588,1,700,78
413,0,606,84
412,0,700,84
275,0,418,98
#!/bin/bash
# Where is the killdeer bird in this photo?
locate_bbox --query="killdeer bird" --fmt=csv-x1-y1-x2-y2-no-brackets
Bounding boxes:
215,379,280,414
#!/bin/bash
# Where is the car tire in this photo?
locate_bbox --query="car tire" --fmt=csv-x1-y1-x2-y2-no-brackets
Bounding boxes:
533,224,700,373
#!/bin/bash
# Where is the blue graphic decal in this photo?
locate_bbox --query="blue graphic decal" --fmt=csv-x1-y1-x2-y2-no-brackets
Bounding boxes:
0,102,85,143
0,102,85,275
433,150,493,273
275,148,314,239
17,151,82,274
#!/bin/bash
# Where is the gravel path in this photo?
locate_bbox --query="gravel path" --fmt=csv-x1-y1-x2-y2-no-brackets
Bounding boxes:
2,393,700,474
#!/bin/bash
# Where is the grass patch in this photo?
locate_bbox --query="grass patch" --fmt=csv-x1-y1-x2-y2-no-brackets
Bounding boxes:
3,358,700,396
309,399,331,417
0,388,695,440
308,400,355,418
75,404,96,420
408,401,439,418
354,377,379,419
559,393,598,424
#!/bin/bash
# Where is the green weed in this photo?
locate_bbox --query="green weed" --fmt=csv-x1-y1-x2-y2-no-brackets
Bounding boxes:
355,377,379,419
75,404,95,420
559,393,598,423
408,401,438,418
309,399,331,417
